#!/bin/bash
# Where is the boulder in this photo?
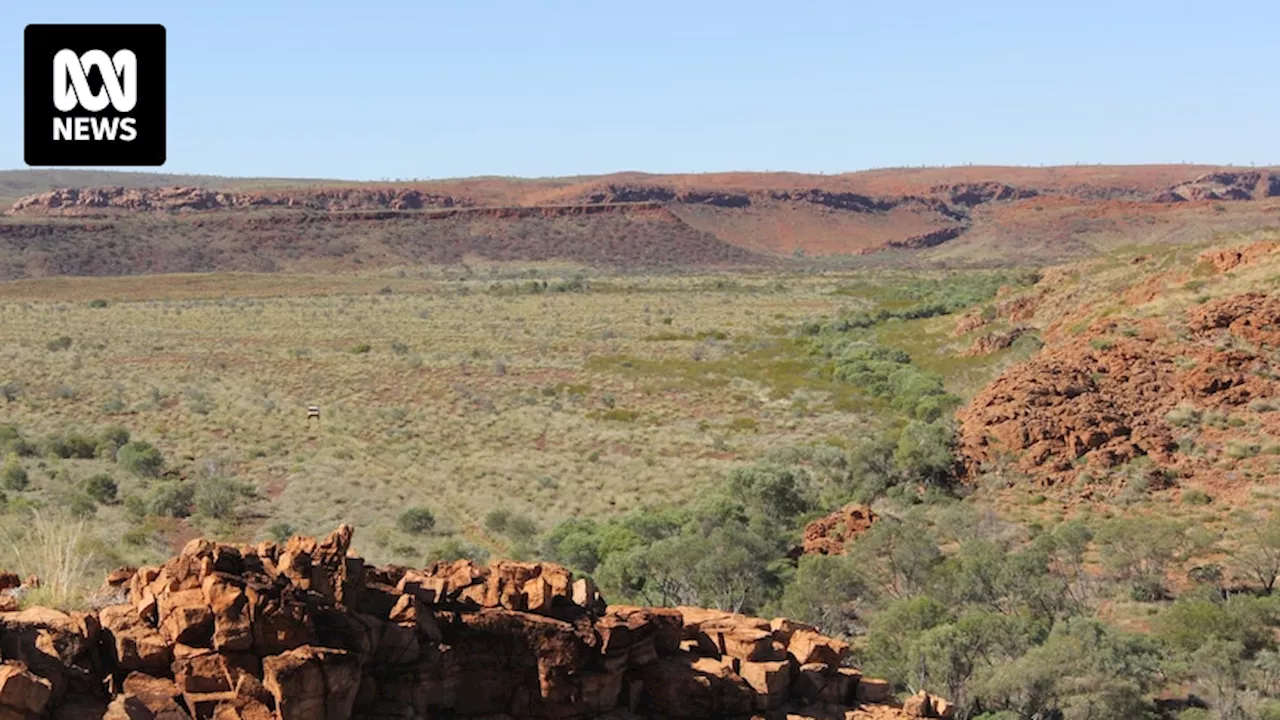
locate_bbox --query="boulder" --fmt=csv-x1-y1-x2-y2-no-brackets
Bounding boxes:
100,605,172,672
855,677,894,703
738,659,791,709
122,672,182,715
202,574,253,652
157,589,214,647
904,689,932,717
262,646,361,720
788,628,850,666
0,662,53,717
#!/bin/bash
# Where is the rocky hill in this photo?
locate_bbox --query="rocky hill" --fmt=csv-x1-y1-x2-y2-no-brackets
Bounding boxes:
952,236,1280,500
0,526,941,720
0,165,1277,278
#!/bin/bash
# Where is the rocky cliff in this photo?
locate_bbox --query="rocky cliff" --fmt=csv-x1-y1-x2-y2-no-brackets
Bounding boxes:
0,526,942,720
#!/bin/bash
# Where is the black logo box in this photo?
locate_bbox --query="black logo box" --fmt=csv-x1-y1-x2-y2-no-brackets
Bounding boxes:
24,23,166,167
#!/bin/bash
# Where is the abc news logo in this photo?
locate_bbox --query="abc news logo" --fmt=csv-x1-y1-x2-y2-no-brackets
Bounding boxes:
25,24,166,166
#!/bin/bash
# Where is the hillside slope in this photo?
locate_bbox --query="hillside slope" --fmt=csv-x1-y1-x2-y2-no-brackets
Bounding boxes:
952,231,1280,504
1,165,1278,277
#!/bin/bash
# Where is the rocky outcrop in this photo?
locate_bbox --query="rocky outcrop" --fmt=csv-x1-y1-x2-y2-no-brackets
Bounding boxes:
929,182,1038,207
795,504,878,557
0,526,919,719
956,294,1280,484
8,187,469,216
875,226,967,252
578,185,750,208
1197,241,1280,273
962,326,1031,357
1153,170,1280,203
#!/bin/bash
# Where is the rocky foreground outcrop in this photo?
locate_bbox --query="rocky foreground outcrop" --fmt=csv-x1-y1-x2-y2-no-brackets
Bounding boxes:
0,526,933,720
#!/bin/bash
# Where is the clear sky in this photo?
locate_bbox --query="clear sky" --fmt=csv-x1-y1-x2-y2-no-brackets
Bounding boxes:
3,1,1277,180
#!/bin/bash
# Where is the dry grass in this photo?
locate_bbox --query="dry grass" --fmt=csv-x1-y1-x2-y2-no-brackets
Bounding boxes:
0,268,885,569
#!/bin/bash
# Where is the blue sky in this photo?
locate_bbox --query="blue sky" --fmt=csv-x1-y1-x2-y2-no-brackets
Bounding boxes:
3,1,1277,180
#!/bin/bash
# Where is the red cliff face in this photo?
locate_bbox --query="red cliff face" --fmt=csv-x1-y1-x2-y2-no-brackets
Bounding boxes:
0,526,926,720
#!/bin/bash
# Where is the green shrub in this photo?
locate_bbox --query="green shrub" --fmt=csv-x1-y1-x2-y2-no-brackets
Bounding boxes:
1226,440,1261,460
88,299,109,308
349,343,372,354
2,463,29,491
69,493,97,518
427,538,489,564
99,425,130,448
122,494,147,522
146,483,194,518
1182,489,1212,506
118,441,164,477
894,420,957,486
505,514,539,541
0,426,34,457
484,509,512,534
194,476,251,520
83,474,118,504
266,523,297,543
46,335,73,351
1165,404,1202,428
45,434,96,459
397,507,436,535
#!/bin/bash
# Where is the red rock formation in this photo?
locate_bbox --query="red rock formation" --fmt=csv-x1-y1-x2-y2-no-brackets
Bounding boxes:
0,527,922,719
8,186,469,216
1197,241,1280,274
962,327,1031,358
956,294,1280,484
796,504,879,556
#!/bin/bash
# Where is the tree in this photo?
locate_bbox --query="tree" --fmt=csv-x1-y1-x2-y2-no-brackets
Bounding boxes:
543,518,603,572
1095,517,1187,601
914,611,1026,708
723,463,816,527
1233,514,1280,594
849,515,942,599
779,553,870,637
973,617,1162,720
894,420,957,487
865,595,950,689
1189,640,1249,720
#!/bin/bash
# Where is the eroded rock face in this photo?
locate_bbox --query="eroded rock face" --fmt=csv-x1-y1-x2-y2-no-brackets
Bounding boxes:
1197,241,1280,273
8,187,468,215
956,293,1280,485
0,526,918,719
795,504,878,556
